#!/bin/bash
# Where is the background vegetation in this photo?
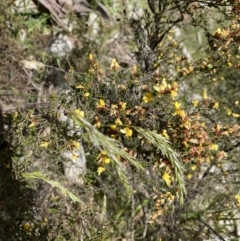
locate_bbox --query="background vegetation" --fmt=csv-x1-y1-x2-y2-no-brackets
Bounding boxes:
0,0,240,240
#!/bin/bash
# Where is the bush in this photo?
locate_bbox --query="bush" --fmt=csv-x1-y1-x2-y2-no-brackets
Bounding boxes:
1,0,240,240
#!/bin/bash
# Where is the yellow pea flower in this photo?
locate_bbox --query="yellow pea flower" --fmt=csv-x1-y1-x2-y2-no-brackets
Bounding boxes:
191,165,196,171
97,99,105,109
232,113,240,118
171,90,178,99
143,92,153,103
212,102,219,109
162,172,172,187
120,127,133,137
154,84,165,93
174,101,181,110
22,222,34,231
209,143,218,151
115,118,123,125
187,174,192,179
131,65,138,75
111,58,120,70
74,109,84,117
162,129,169,139
84,92,90,97
119,102,127,111
89,53,93,61
40,141,49,148
192,100,199,107
203,89,208,100
97,166,105,175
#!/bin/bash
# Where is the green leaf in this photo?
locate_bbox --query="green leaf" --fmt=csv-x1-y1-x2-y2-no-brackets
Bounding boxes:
22,172,85,205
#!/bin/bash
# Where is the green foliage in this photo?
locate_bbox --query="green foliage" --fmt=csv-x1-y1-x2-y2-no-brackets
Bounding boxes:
1,0,240,240
22,172,85,204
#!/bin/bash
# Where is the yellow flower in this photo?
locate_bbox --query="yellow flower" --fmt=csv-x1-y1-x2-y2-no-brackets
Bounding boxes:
115,118,123,125
172,81,178,89
178,110,186,118
187,174,192,179
212,102,219,109
209,143,218,151
84,92,90,98
110,124,117,130
73,142,80,149
111,58,120,70
94,120,101,128
131,65,138,75
111,104,118,109
143,92,153,103
120,127,133,137
174,101,186,118
226,108,232,115
74,109,84,117
171,90,178,99
153,84,165,93
101,150,107,155
29,121,36,128
235,194,240,207
119,102,127,111
22,222,34,231
40,217,48,227
162,172,172,187
97,150,111,164
162,129,169,139
182,140,189,147
40,141,49,148
166,192,175,202
191,165,196,171
89,53,93,61
14,111,18,119
67,140,80,149
192,100,199,107
99,99,105,107
232,113,240,118
97,99,105,108
103,157,111,164
72,152,79,160
97,166,105,175
75,84,85,89
120,84,127,91
162,78,167,87
183,120,191,129
96,150,104,160
174,101,181,110
235,194,240,202
215,123,222,133
203,89,208,100
163,78,171,89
